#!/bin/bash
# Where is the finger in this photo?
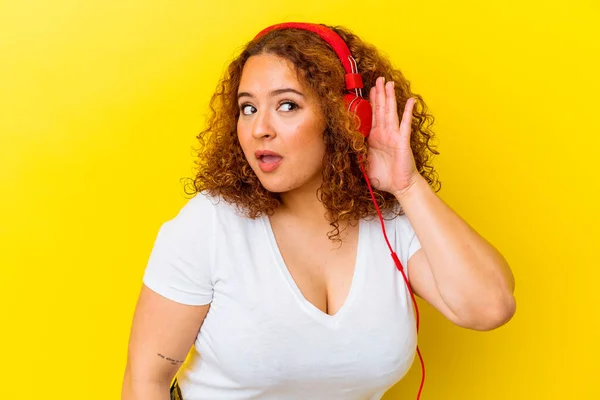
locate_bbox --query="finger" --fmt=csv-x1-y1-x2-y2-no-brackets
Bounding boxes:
385,81,399,130
399,97,416,139
369,85,377,129
376,76,386,129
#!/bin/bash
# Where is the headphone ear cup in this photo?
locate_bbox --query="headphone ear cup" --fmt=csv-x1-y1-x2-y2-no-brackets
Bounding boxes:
344,93,372,138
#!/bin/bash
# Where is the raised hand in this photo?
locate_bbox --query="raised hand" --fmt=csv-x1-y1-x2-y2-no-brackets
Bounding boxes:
365,76,419,197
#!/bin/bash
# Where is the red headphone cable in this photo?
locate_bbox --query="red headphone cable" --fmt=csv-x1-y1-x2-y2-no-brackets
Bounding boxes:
358,155,426,400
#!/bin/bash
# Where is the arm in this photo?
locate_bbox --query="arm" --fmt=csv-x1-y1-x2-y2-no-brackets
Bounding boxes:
365,79,515,331
398,174,516,331
121,284,210,400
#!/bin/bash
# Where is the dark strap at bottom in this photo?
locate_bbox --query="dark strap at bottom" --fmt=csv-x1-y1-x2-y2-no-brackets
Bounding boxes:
170,377,183,400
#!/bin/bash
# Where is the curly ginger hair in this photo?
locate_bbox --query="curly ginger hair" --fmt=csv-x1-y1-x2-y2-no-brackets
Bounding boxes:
184,23,441,242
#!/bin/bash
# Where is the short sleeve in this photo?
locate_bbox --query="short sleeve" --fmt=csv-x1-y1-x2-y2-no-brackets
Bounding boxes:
394,213,422,278
142,194,215,305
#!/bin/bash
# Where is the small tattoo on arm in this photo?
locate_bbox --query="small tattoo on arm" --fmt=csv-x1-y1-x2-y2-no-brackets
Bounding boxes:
157,353,185,366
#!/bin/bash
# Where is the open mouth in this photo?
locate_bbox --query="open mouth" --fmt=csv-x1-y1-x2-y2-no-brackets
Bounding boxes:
259,155,282,163
257,154,283,172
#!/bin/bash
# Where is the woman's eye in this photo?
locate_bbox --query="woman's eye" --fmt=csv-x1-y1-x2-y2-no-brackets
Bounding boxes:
239,101,298,116
278,101,298,112
240,104,256,115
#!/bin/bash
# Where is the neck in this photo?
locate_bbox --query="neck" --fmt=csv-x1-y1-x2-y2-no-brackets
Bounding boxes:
277,182,328,226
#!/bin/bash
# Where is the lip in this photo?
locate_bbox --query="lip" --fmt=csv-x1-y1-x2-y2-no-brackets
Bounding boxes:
255,150,282,159
255,149,283,173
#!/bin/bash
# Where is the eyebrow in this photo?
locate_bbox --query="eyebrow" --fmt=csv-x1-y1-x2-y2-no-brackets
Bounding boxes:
237,88,305,100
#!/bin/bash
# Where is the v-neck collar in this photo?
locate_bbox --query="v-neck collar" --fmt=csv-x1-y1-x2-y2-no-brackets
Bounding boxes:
261,215,366,329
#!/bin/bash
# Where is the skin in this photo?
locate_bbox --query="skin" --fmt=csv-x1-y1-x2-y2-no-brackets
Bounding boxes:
236,53,331,222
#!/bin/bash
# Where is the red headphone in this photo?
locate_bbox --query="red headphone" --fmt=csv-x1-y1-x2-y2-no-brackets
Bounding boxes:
253,22,426,399
254,22,373,138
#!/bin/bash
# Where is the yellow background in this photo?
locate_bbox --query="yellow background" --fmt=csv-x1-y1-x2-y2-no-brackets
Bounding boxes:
1,0,598,398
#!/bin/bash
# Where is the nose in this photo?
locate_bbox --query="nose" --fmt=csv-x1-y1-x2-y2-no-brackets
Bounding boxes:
250,109,276,140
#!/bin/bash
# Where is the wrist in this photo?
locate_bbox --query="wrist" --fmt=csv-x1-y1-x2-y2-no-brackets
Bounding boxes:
393,173,428,203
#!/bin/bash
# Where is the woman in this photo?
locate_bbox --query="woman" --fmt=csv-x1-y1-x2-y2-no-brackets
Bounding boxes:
122,22,516,400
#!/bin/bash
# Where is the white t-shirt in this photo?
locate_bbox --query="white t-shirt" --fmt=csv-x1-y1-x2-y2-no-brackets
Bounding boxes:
143,192,422,400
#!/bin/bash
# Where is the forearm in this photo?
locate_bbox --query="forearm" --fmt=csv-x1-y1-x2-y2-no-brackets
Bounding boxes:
395,174,516,326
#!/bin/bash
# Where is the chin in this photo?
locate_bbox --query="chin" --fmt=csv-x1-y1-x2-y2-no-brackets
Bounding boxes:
250,162,320,195
257,177,294,194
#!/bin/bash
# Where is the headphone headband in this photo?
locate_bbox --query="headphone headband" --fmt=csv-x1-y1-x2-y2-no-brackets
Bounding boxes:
253,22,364,91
